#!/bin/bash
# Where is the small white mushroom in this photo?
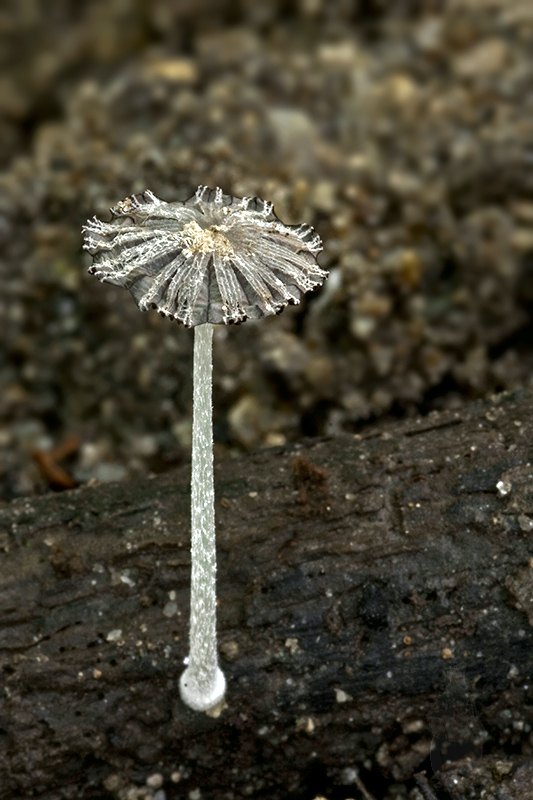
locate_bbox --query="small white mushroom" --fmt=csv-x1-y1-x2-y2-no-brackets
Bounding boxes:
82,185,327,712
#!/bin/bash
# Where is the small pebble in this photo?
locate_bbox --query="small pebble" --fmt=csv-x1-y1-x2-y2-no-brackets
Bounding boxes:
162,601,178,618
496,479,512,496
334,688,352,703
146,773,164,789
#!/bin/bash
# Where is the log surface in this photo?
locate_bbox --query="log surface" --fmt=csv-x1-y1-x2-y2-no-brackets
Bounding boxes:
1,390,533,799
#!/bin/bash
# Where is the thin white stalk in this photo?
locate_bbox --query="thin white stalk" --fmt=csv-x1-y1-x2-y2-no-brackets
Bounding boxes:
180,322,226,711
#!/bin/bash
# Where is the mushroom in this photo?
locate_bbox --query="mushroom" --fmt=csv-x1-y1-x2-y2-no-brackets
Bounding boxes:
82,185,327,712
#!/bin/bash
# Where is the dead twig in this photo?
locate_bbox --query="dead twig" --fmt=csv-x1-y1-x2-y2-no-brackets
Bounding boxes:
33,434,80,489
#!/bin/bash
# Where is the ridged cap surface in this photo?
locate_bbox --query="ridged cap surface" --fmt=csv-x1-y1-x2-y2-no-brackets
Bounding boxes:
82,186,326,327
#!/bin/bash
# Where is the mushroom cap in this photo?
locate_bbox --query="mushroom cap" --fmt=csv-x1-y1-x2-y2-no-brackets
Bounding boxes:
82,186,326,327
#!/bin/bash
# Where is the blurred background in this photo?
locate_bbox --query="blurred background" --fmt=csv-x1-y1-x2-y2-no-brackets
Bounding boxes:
1,0,532,499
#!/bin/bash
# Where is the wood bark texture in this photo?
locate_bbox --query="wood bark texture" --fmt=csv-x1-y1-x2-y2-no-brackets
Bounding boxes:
0,389,532,800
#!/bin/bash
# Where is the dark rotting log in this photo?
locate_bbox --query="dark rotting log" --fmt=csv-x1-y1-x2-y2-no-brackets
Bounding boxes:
0,389,532,799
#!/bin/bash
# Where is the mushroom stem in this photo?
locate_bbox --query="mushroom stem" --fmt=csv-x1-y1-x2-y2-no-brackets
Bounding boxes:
180,322,226,711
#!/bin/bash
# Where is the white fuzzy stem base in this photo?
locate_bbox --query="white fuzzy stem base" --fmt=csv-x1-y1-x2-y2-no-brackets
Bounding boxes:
180,322,226,712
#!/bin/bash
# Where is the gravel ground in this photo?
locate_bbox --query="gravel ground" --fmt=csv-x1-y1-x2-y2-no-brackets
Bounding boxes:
1,0,533,500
